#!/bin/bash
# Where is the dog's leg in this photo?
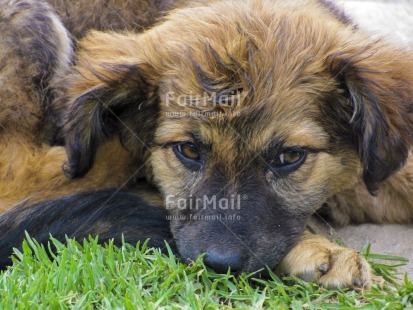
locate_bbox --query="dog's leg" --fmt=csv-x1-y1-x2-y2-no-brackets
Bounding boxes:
276,231,381,289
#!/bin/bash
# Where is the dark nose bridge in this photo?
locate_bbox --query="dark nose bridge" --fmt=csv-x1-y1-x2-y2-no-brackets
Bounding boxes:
199,163,263,216
207,155,258,193
192,179,272,274
210,123,265,177
203,167,236,199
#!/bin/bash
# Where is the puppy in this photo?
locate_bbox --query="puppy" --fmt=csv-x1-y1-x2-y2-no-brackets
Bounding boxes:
0,0,412,289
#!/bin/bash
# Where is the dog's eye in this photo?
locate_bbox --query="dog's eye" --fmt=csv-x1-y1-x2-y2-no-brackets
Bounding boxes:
178,143,200,160
276,150,302,165
173,142,202,170
272,148,307,170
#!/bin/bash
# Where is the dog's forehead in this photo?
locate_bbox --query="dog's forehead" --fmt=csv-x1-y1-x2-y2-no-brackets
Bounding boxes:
153,0,346,154
155,110,329,153
157,0,344,74
157,62,332,153
155,0,344,123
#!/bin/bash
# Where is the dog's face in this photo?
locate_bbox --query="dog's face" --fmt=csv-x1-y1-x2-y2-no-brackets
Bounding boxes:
150,104,358,272
148,41,361,271
60,0,413,273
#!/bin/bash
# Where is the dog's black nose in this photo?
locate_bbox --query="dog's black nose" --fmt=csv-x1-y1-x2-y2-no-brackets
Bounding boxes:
204,248,245,274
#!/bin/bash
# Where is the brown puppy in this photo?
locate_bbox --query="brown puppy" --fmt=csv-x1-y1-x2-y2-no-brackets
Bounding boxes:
0,0,412,289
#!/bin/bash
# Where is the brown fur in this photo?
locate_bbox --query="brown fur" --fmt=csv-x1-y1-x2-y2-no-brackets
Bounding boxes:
0,0,72,143
47,0,180,39
1,0,413,289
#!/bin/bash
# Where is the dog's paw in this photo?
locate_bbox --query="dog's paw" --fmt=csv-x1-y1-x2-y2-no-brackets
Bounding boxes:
292,246,371,289
276,232,374,289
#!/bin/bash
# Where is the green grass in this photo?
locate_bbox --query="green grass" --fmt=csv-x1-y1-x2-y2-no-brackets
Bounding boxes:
0,235,411,309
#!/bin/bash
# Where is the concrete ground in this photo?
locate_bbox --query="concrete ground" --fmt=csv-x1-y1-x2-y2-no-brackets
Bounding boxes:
336,224,413,280
308,216,413,280
337,0,413,46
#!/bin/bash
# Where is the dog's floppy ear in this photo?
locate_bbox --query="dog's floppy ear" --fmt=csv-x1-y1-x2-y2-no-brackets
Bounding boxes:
59,31,161,179
328,41,413,194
